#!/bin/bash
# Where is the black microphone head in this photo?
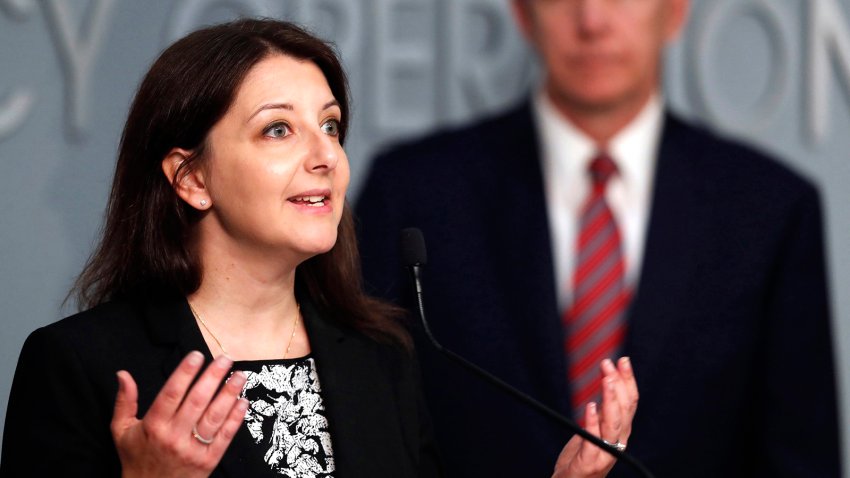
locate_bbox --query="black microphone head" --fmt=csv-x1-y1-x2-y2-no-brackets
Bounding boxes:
400,228,427,267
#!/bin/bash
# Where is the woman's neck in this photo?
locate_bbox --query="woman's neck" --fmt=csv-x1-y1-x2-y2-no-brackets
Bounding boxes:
187,234,310,360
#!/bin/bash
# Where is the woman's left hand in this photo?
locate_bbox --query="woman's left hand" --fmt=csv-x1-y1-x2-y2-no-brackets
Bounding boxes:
551,356,639,478
110,352,249,478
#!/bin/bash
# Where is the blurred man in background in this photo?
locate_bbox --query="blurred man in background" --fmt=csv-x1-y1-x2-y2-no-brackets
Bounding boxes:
356,0,840,476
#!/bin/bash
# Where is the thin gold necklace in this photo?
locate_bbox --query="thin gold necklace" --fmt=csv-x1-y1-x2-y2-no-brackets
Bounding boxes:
188,302,301,359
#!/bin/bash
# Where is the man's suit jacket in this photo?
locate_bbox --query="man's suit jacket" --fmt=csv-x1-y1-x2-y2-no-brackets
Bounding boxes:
1,294,441,477
355,101,840,477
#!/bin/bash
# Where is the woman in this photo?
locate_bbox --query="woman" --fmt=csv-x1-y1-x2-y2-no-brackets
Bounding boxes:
0,19,637,477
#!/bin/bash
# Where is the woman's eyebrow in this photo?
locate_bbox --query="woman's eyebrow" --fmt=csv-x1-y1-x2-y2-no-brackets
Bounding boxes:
247,100,339,123
247,103,293,122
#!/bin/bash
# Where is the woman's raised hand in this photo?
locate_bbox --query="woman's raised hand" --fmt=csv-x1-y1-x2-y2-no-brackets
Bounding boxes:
552,357,640,478
110,352,249,478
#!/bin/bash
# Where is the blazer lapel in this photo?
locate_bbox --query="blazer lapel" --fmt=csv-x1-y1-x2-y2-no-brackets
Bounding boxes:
143,297,215,377
301,299,408,476
490,101,570,413
142,298,243,477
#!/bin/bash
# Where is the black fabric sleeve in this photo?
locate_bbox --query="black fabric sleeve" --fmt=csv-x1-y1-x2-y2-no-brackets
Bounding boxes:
0,326,120,477
756,186,841,477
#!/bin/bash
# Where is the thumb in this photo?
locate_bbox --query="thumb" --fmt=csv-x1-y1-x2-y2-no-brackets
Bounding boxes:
111,370,139,436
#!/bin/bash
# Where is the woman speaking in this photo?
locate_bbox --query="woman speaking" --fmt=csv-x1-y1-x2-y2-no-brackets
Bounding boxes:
0,19,638,477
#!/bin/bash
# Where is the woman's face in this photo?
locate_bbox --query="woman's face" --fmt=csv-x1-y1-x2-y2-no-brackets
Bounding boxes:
198,54,349,262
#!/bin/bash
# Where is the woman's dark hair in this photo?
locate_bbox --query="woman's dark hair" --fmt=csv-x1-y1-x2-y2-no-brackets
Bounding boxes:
74,19,409,348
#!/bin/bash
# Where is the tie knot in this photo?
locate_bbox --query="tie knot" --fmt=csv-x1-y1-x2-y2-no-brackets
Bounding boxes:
589,153,618,187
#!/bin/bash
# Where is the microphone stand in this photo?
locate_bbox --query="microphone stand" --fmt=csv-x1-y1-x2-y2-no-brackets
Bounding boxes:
406,263,656,478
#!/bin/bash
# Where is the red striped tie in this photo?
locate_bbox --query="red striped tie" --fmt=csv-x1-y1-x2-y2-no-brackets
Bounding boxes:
565,153,631,417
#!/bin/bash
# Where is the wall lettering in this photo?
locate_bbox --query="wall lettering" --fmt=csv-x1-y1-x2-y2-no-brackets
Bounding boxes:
2,0,850,147
0,0,35,140
807,0,850,145
689,0,789,134
41,0,115,139
0,90,34,140
0,0,34,19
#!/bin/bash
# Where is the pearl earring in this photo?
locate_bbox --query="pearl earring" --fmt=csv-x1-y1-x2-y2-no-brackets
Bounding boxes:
200,199,208,207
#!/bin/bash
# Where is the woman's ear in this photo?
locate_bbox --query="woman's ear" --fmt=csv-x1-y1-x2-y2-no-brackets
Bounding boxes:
161,148,211,210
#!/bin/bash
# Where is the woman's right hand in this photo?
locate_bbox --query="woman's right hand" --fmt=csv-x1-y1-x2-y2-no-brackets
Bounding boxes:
551,357,640,478
110,351,249,478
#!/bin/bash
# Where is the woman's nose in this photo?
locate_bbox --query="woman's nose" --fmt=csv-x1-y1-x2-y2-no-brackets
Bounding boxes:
304,131,340,173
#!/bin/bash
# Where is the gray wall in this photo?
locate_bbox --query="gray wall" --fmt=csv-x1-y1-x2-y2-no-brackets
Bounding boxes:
1,0,848,472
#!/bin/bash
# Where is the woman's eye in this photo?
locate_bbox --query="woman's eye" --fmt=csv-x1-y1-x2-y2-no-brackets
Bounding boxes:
321,119,340,136
263,122,290,138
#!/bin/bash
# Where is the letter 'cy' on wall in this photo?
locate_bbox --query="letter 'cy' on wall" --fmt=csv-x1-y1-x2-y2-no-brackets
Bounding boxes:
0,0,36,141
41,0,115,139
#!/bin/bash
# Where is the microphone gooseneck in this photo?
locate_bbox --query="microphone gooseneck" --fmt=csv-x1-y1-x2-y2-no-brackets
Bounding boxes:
399,227,655,478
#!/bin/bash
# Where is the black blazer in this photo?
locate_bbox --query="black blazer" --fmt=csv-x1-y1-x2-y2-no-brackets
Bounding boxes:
355,101,840,477
0,295,442,477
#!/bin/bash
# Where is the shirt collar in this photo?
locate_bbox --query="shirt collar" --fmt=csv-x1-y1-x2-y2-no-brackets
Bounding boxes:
532,89,664,183
608,94,664,191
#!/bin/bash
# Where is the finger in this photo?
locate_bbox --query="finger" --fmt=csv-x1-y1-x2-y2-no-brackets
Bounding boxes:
173,354,234,430
598,363,623,444
145,351,206,423
193,371,247,440
604,358,631,419
575,401,603,465
208,398,250,456
607,357,638,445
574,401,618,476
617,356,639,416
111,371,139,436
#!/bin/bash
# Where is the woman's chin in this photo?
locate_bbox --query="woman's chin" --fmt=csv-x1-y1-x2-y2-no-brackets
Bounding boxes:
293,233,339,258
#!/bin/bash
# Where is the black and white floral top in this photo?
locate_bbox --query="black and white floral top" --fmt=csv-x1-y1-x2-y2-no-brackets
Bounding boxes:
229,356,335,478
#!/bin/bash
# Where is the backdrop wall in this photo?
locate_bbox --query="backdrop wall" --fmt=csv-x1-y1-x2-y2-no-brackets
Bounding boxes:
1,0,847,473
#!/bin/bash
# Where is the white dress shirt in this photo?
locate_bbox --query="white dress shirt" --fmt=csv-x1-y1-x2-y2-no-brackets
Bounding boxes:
533,91,664,312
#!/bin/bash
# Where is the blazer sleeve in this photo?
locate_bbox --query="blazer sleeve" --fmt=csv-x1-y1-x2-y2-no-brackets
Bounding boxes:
757,186,840,477
0,326,120,477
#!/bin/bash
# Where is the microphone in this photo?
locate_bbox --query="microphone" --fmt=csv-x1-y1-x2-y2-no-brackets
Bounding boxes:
400,227,655,478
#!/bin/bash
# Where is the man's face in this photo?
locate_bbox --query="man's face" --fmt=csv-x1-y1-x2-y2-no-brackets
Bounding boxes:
514,0,687,116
